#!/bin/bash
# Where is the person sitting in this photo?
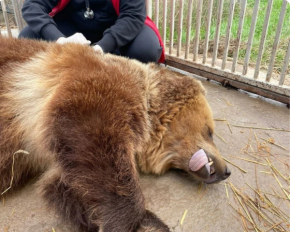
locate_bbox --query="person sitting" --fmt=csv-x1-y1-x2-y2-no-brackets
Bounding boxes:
19,0,165,63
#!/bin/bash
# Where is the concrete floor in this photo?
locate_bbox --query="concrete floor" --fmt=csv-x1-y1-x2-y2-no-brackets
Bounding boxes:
1,70,289,232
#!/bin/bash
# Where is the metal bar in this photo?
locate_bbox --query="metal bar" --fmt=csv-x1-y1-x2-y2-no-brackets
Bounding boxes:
177,0,184,57
232,0,247,73
166,55,290,106
266,0,288,82
166,54,290,97
154,0,159,28
279,39,290,86
162,0,167,51
221,0,235,70
147,0,152,18
11,0,24,32
212,0,224,67
202,0,213,64
193,0,203,61
1,0,12,37
253,0,273,79
185,0,193,59
169,0,175,55
242,0,260,75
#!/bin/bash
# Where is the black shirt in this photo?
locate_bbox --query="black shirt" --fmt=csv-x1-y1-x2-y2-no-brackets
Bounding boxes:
21,0,146,53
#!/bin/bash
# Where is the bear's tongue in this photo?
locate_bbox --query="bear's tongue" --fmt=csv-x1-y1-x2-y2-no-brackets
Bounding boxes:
189,149,210,172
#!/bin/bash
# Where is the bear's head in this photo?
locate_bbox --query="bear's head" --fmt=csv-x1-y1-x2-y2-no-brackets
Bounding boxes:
137,68,231,184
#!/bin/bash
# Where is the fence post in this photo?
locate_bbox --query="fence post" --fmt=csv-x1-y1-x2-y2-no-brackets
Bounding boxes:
1,0,12,37
221,0,235,70
279,39,290,86
147,0,152,18
242,0,259,75
202,0,213,64
169,0,175,55
162,0,167,51
177,0,184,57
154,0,159,28
212,0,224,67
12,0,25,32
231,0,247,73
266,0,288,82
193,0,203,62
185,0,193,60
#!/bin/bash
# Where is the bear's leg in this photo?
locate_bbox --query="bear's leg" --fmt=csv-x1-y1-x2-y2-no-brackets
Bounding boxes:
39,165,100,232
55,149,146,232
39,160,145,232
138,210,171,232
43,99,170,231
38,146,171,232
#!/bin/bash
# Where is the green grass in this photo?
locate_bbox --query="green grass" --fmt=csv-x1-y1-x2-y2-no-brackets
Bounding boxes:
152,0,290,72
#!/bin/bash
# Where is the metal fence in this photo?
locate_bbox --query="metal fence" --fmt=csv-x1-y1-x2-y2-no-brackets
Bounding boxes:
147,0,290,105
0,0,25,37
1,0,289,105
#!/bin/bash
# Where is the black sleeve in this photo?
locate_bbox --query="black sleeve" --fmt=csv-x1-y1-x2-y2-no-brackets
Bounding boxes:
97,0,146,53
22,0,65,41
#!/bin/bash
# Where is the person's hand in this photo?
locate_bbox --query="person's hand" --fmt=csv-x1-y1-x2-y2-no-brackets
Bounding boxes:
93,44,103,54
56,33,91,45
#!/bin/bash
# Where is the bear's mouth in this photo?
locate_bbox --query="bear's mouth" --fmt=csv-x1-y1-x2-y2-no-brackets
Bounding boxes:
204,166,218,184
189,149,217,183
202,157,218,184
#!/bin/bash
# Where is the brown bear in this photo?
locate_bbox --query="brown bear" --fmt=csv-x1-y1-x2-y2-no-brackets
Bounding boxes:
0,35,231,232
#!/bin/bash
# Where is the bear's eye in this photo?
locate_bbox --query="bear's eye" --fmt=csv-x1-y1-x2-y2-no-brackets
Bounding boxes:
203,125,213,140
208,129,213,139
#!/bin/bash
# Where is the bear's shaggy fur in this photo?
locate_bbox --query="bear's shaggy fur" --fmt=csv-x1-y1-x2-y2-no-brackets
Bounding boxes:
0,36,229,232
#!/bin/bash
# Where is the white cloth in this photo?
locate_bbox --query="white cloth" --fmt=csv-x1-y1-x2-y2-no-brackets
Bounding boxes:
93,44,103,54
56,33,91,45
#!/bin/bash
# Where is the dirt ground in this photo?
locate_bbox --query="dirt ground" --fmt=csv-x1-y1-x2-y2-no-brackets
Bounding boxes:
0,69,289,232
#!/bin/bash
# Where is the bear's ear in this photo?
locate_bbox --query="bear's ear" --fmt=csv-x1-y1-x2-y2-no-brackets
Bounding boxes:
195,79,207,96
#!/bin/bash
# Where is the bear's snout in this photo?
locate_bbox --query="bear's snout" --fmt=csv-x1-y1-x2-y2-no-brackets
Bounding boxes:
205,155,231,184
222,167,231,179
188,149,231,184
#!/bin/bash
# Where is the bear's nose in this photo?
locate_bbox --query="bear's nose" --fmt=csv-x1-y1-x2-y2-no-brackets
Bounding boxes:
224,167,231,177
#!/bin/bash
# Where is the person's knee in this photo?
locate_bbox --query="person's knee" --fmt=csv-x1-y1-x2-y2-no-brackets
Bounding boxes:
18,26,41,40
128,45,162,63
122,25,162,63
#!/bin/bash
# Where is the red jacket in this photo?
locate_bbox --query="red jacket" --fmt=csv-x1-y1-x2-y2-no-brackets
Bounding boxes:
49,0,165,63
